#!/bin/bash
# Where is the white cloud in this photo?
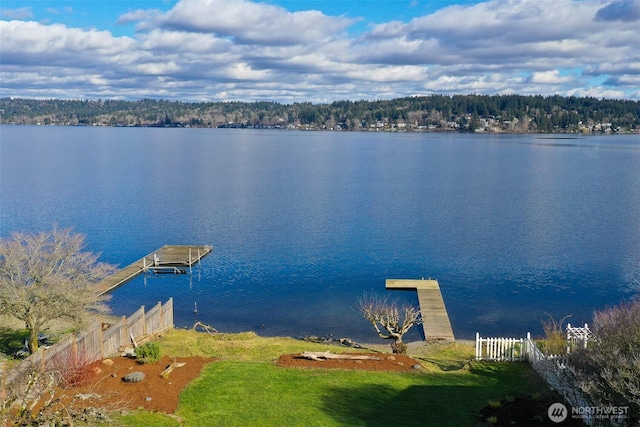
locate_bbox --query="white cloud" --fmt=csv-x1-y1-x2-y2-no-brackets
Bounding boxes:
0,0,639,102
1,7,33,20
116,9,162,26
154,0,355,46
0,20,135,60
527,70,574,85
46,6,73,15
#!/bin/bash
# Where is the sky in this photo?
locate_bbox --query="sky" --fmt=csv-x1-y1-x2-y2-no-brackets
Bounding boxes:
1,0,639,103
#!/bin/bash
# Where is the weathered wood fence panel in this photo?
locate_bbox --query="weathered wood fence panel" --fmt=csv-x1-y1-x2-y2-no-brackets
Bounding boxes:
5,298,173,386
146,300,168,334
102,317,127,358
127,306,147,341
160,299,173,330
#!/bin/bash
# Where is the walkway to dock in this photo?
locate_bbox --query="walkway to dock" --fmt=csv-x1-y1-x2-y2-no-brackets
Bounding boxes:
386,278,455,341
96,245,213,296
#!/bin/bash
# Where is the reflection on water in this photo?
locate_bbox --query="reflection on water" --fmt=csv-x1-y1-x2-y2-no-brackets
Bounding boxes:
1,127,639,341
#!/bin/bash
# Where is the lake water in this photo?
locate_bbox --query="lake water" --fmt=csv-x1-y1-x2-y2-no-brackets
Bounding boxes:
1,126,639,343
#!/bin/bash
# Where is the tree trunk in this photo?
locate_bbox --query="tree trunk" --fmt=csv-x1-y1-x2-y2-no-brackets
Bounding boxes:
391,338,407,354
28,329,39,354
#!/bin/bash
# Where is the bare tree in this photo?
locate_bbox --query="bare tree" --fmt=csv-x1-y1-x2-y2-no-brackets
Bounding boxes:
357,292,422,354
0,227,115,353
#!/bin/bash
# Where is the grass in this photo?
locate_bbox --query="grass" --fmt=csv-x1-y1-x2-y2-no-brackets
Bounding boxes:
174,361,543,427
115,329,550,427
116,412,180,427
0,326,28,368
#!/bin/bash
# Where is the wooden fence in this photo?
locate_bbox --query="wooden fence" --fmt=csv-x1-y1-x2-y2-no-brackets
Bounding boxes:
5,298,174,386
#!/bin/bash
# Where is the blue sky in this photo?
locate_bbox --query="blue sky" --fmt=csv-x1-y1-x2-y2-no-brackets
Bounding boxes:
1,0,639,102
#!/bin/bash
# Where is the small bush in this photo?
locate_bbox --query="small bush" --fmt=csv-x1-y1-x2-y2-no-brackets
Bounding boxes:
136,342,161,364
539,313,571,355
49,346,96,388
122,371,145,383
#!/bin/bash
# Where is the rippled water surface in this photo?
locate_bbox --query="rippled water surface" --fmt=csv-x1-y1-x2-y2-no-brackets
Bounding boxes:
2,127,639,342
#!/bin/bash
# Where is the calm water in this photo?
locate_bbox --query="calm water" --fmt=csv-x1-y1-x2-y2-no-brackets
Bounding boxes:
1,126,639,342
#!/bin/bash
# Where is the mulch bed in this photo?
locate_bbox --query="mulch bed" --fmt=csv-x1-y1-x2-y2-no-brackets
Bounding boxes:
276,352,424,372
53,355,213,414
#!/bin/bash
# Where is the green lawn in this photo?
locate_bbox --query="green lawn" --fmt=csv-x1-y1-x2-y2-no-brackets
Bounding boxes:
116,330,550,427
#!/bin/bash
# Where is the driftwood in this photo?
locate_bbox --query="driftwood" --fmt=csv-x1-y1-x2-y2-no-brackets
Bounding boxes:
300,351,382,361
160,362,186,378
193,322,219,334
130,332,138,348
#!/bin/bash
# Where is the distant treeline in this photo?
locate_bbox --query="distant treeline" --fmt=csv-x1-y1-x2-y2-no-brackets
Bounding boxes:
1,95,639,133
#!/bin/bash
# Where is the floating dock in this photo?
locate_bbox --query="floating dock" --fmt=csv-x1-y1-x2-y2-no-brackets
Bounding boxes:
386,278,455,341
96,245,212,296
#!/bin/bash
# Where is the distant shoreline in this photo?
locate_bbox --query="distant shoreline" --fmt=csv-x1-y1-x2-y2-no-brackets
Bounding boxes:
2,95,639,134
2,122,638,136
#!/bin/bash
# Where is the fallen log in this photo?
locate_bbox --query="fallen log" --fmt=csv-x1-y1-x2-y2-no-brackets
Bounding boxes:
300,351,382,361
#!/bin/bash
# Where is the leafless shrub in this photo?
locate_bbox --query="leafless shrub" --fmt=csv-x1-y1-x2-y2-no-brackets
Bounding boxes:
357,292,422,354
48,345,98,389
1,361,67,426
567,298,640,422
1,358,119,426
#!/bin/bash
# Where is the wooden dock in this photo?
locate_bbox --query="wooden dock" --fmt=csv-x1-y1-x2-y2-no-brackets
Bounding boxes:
96,245,213,296
386,278,455,341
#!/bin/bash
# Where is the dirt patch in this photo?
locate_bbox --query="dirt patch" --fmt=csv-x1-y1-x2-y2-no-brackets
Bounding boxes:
55,356,213,414
277,352,424,372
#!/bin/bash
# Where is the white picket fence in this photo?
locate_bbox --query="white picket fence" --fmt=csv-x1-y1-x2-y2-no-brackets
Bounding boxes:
475,333,526,361
475,331,601,426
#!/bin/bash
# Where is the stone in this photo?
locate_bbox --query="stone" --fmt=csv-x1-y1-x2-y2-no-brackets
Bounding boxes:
122,371,145,383
122,347,136,358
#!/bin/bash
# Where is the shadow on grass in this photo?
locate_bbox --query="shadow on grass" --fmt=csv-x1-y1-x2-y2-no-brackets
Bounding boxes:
320,363,552,427
321,383,478,427
0,327,28,357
